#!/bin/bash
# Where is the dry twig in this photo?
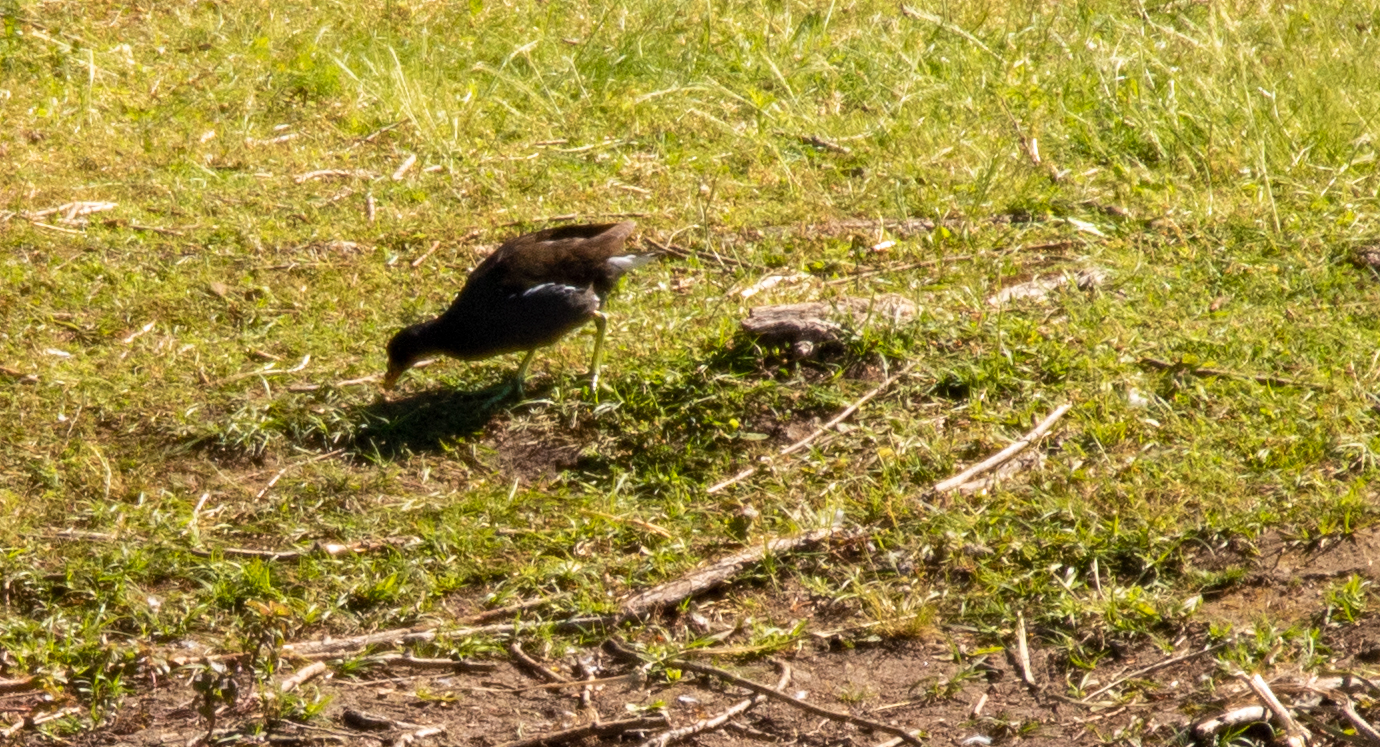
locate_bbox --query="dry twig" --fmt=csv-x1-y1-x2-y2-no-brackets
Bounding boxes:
279,662,329,693
1244,673,1309,747
1195,706,1270,740
637,662,791,747
1013,611,1037,687
411,240,440,268
708,362,916,493
492,716,668,747
509,641,570,684
293,169,376,183
659,656,922,746
1080,643,1228,703
367,653,496,673
618,527,850,618
933,403,1072,493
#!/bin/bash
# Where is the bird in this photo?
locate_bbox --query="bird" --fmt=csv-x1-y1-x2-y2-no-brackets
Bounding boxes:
383,221,652,395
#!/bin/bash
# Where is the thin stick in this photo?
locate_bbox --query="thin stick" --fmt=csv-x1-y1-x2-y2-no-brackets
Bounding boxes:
492,716,668,747
636,662,791,747
366,653,496,673
461,593,571,625
1244,673,1309,747
708,363,915,493
506,673,639,693
391,153,417,181
1014,611,1037,687
1338,697,1380,744
280,662,329,692
359,120,408,143
411,240,440,268
665,658,922,746
618,527,848,618
933,403,1072,493
282,616,612,659
1080,643,1228,703
1195,706,1270,739
510,641,569,684
293,168,377,183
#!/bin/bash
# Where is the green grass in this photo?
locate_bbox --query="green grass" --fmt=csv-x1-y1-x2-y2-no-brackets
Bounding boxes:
3,0,1380,736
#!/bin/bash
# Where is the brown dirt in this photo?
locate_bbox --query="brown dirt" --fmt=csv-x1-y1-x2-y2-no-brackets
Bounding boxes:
27,531,1380,746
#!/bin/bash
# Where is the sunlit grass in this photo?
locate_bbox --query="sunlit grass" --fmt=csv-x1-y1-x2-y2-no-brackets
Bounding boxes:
2,0,1379,734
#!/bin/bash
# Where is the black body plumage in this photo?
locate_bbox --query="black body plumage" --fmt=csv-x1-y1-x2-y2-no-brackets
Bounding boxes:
383,221,648,391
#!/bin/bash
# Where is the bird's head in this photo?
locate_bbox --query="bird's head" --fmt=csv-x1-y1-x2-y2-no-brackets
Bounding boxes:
383,325,427,390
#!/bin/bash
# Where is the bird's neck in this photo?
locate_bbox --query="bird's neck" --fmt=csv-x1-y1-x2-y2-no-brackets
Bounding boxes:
409,316,491,360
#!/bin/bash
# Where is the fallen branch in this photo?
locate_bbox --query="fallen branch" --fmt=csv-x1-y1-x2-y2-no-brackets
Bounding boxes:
618,527,849,619
933,403,1072,494
391,153,417,181
492,715,668,747
799,134,850,154
1139,357,1321,390
708,363,916,493
186,537,417,563
637,662,791,747
1244,673,1309,747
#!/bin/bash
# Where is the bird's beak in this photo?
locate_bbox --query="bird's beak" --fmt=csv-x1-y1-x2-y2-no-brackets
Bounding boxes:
382,367,403,391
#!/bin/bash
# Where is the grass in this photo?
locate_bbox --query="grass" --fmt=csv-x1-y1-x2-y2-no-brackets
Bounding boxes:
2,0,1380,739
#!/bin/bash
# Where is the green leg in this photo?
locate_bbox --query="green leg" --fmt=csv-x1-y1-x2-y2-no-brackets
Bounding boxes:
513,348,537,398
588,311,608,392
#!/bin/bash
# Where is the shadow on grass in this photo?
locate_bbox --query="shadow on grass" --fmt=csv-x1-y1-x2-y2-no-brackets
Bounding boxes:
348,382,514,458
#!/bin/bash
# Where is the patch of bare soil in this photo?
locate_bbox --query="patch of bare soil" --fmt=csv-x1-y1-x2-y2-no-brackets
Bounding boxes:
32,498,1380,745
40,574,1380,747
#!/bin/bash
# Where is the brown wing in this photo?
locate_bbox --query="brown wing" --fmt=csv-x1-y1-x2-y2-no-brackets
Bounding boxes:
466,222,637,297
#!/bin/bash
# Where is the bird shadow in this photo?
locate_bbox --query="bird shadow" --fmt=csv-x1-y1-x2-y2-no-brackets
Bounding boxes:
348,383,515,458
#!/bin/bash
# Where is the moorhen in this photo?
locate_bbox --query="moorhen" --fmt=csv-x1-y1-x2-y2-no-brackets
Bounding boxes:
383,221,652,394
